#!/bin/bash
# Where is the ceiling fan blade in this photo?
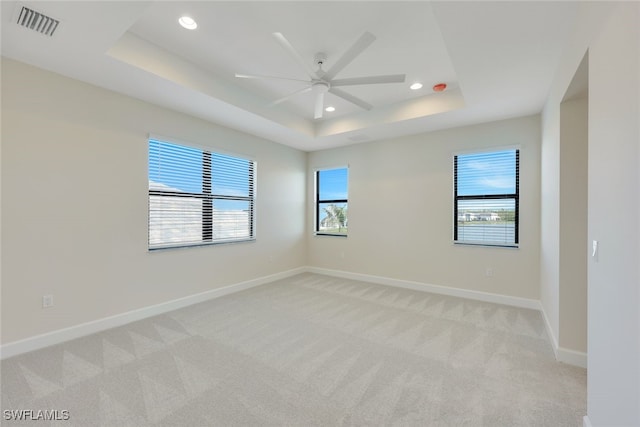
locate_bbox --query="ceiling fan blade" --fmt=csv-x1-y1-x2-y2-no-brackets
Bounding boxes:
314,92,325,119
235,73,310,84
269,86,313,106
331,74,406,87
272,32,319,79
329,88,373,111
323,31,376,80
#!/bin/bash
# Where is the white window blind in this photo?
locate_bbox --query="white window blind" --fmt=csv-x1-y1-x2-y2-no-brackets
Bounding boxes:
148,139,255,249
454,149,519,247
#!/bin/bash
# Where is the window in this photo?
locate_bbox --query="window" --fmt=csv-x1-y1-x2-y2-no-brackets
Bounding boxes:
148,139,255,249
454,149,519,247
315,167,348,236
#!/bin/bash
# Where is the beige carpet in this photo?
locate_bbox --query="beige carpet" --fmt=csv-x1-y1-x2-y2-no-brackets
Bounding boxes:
1,273,586,426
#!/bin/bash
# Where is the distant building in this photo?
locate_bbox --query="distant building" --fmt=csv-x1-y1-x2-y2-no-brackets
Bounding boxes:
149,180,250,245
457,212,501,221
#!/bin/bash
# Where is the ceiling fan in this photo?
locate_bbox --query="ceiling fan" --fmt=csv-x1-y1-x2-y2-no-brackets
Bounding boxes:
235,31,406,119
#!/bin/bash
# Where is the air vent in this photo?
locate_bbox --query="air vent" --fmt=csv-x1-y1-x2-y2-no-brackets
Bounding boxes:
15,6,60,37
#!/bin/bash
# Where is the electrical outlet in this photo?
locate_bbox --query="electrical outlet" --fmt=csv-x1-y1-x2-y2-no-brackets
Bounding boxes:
42,295,54,308
485,268,493,277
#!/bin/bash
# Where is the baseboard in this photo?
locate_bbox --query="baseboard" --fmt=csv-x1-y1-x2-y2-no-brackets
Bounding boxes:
583,415,592,427
558,347,587,368
305,266,541,310
540,303,560,360
0,267,306,360
310,267,589,368
539,303,588,368
1,266,589,369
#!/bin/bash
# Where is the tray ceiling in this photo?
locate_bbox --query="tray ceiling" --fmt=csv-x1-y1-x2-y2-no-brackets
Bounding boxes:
1,1,579,151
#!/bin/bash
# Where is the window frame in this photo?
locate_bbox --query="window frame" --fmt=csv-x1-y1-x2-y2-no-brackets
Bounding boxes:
314,166,349,237
453,148,520,248
148,137,256,250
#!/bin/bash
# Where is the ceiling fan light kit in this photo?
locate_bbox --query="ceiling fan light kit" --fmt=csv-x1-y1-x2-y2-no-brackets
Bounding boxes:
236,31,407,119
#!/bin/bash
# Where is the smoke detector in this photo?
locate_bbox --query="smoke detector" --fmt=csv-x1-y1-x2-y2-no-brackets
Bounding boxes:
433,83,447,92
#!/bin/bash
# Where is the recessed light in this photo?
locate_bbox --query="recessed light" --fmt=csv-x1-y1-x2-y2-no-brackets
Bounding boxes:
325,106,335,112
410,82,423,90
178,16,197,30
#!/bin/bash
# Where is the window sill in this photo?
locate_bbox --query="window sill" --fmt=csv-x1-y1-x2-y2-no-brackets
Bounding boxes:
314,233,348,238
149,238,256,252
453,241,518,249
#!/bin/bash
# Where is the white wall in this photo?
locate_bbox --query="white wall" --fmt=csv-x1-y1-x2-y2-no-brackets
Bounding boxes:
587,3,639,425
540,0,612,364
308,115,541,300
540,98,561,347
542,2,640,425
559,95,588,354
0,59,307,345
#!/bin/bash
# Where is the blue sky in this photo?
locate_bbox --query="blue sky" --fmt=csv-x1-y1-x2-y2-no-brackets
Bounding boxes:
149,140,252,211
318,168,348,200
150,142,515,221
149,140,251,195
457,149,516,197
318,168,348,224
149,140,202,193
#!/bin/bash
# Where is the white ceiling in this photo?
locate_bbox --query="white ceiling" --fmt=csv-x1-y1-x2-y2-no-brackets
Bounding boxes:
0,1,579,151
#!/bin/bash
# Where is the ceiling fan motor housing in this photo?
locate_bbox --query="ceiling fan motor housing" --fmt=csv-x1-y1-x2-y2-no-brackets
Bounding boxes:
312,81,330,93
236,32,403,118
